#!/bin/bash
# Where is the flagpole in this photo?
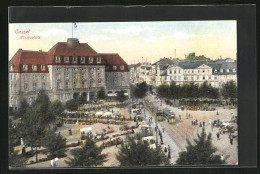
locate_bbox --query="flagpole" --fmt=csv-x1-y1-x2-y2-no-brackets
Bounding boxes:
72,23,73,38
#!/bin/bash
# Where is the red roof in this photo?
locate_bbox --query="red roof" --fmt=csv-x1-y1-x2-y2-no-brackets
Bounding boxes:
99,53,129,72
9,39,128,73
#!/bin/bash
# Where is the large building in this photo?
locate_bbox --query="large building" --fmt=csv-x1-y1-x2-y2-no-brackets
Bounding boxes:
129,58,237,89
9,38,130,109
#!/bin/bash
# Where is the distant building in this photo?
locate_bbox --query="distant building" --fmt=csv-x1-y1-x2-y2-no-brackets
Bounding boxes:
129,57,237,88
9,38,130,109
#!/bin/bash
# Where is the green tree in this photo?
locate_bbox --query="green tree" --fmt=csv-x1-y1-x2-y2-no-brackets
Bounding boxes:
43,131,67,159
116,135,169,166
9,150,27,168
15,98,29,118
176,128,226,165
65,137,107,167
65,99,79,111
133,82,148,100
97,87,106,100
20,90,54,162
221,80,237,105
156,83,169,100
116,90,127,103
50,100,64,118
9,120,21,153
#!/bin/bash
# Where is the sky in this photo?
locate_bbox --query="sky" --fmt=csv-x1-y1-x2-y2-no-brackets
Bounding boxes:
9,21,237,64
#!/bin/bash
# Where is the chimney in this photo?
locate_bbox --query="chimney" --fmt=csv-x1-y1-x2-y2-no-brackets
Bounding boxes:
67,38,79,47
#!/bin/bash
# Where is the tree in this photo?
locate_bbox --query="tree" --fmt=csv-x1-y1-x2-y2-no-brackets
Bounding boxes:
133,82,148,100
9,150,27,168
97,87,106,100
50,100,64,118
156,83,169,100
65,99,79,111
65,137,107,167
116,135,169,166
176,128,226,165
15,98,29,118
221,80,237,105
20,90,54,162
116,90,127,103
43,131,67,159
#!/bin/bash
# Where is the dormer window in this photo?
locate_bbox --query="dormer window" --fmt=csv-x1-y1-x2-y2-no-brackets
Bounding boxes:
113,66,117,70
89,57,93,64
32,65,37,71
64,57,69,63
73,57,78,63
120,65,124,70
55,56,60,63
97,57,101,64
81,57,85,63
10,65,13,71
41,65,46,71
23,65,28,71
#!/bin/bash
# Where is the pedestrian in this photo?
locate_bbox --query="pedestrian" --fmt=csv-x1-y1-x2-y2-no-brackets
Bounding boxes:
191,120,194,125
230,137,233,145
103,141,105,148
162,127,165,133
221,154,224,161
189,114,190,118
196,119,198,125
203,121,205,127
179,115,181,120
217,132,220,140
199,122,202,127
164,146,167,152
209,119,212,125
151,117,153,121
69,129,72,135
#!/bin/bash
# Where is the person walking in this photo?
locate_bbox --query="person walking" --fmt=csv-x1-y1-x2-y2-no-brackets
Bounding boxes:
203,121,205,127
217,132,220,140
196,119,198,125
199,122,202,127
191,120,194,125
230,137,233,145
162,127,165,133
179,115,181,120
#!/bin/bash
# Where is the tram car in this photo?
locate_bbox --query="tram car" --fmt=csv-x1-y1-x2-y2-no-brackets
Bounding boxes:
164,108,176,124
145,100,164,121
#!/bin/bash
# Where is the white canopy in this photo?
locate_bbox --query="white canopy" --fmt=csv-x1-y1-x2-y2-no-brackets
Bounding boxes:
80,127,92,133
95,111,103,116
104,112,112,116
143,136,155,141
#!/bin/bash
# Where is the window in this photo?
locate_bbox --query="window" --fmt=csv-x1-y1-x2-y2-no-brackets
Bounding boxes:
192,70,194,73
64,57,69,63
90,80,94,87
73,57,78,63
10,65,13,71
56,73,61,80
24,83,28,90
65,68,69,72
81,73,85,79
57,82,61,89
202,70,205,73
89,57,93,63
203,76,205,80
98,73,101,78
120,66,124,70
89,73,93,78
42,82,46,89
10,84,13,92
81,81,85,88
174,70,176,74
122,80,125,86
65,82,69,89
31,65,37,71
169,70,172,74
41,74,46,80
73,73,77,79
10,74,13,80
73,81,76,88
197,76,199,80
23,65,28,71
24,74,28,81
81,57,85,63
191,76,194,81
32,74,37,80
214,76,217,80
11,97,13,104
41,65,46,71
14,74,16,80
65,93,70,101
97,57,101,63
209,76,211,80
98,79,101,86
113,66,117,70
33,83,37,91
198,70,200,73
174,76,177,80
164,76,167,80
178,76,181,80
56,94,63,100
55,56,60,63
65,73,69,79
14,84,16,92
214,69,217,73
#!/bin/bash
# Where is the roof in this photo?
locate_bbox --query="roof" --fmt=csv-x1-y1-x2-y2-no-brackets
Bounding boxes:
153,58,174,66
9,38,128,73
99,53,129,72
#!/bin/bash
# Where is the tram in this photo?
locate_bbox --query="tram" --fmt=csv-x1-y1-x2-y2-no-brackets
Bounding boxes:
164,108,176,124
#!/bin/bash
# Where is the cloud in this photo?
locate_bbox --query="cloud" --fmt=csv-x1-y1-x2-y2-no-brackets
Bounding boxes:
104,26,155,35
88,35,115,40
35,28,70,37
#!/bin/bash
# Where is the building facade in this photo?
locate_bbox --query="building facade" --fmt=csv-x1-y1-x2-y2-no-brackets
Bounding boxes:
129,58,237,89
9,38,130,109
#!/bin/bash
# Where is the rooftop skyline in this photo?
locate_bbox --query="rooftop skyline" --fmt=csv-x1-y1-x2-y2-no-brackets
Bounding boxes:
9,21,237,64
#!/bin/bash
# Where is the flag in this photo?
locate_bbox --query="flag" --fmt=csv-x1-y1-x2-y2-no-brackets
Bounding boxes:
74,23,77,28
